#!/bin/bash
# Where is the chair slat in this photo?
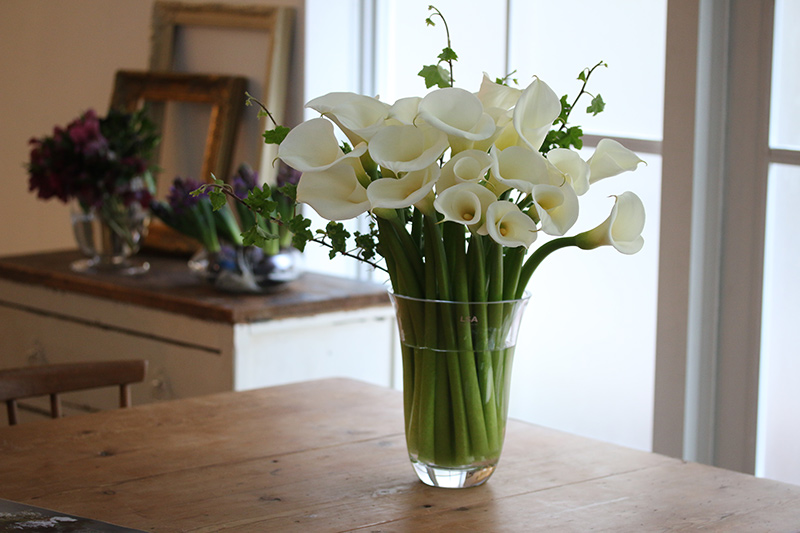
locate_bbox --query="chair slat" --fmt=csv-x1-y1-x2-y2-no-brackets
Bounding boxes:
0,360,147,425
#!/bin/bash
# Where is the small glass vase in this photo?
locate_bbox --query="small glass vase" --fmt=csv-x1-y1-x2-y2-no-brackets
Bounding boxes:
70,200,150,275
389,292,530,489
188,245,303,293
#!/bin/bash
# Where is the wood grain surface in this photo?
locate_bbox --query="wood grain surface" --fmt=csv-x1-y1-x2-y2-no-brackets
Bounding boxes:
1,378,799,532
0,251,390,323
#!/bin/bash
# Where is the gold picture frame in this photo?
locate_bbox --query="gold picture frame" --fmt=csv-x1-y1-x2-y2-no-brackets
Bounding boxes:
149,1,295,184
110,70,247,253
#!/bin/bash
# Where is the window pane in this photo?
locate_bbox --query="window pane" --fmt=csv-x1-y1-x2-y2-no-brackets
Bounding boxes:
770,0,800,150
509,0,666,141
757,163,800,484
510,153,661,452
375,0,508,102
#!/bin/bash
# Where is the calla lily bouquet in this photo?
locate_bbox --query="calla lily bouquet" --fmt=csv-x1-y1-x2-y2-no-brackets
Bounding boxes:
198,7,645,477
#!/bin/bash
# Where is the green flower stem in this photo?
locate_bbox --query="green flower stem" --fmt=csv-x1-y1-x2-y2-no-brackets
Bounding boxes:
390,215,425,290
457,232,499,454
515,236,578,299
503,246,526,300
426,217,490,461
418,218,441,463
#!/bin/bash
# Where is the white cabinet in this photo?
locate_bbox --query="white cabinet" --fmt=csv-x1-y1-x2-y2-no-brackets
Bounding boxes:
0,251,397,421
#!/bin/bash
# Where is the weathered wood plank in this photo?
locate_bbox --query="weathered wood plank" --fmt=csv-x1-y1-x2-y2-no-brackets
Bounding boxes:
0,251,389,323
1,379,799,532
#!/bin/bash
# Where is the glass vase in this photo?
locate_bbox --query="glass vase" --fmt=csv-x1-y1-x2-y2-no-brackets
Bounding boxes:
188,245,303,293
389,292,530,489
70,200,150,275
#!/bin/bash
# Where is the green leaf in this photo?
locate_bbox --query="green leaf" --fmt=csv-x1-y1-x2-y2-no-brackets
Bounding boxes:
325,221,350,255
263,125,291,145
578,70,587,82
425,17,435,26
209,189,227,211
242,225,278,248
438,47,458,62
277,182,297,202
418,64,451,89
556,95,571,125
587,94,606,116
288,215,313,252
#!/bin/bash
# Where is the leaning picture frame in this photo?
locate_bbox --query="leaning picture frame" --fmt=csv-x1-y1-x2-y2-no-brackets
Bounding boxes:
110,70,248,253
149,1,295,185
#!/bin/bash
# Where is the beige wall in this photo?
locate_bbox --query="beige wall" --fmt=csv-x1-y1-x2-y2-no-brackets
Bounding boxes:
0,0,303,257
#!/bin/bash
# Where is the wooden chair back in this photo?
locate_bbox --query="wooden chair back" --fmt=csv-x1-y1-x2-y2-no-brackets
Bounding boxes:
0,360,147,425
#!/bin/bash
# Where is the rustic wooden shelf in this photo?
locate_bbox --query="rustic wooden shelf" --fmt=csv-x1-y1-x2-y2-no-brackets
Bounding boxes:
0,250,390,324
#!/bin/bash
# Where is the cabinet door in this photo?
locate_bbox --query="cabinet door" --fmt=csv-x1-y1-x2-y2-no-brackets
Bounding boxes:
233,307,398,390
0,302,233,424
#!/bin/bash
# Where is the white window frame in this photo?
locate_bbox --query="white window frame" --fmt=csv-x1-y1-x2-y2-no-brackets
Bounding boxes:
654,0,776,474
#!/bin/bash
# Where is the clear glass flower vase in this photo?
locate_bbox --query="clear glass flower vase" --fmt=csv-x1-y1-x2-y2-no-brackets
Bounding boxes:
388,292,530,488
70,200,150,275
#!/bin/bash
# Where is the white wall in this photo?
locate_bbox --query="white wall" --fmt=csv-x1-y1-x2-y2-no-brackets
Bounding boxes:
0,0,304,257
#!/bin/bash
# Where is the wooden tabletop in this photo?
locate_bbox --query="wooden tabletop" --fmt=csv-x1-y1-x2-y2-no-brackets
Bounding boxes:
0,250,389,323
1,378,799,531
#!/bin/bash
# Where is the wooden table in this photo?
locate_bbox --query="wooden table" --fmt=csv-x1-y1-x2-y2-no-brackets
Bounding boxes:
2,379,799,532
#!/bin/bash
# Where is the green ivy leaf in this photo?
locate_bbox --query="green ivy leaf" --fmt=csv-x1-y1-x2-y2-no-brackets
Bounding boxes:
278,182,297,202
418,64,451,89
263,125,291,145
288,215,313,252
438,47,458,62
209,189,227,211
325,221,350,256
242,225,278,248
587,94,606,116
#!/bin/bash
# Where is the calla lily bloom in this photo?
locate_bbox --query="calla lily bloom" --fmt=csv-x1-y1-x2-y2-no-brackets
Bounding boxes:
546,148,590,195
531,183,579,236
512,77,561,152
475,72,521,111
587,138,646,183
305,92,390,145
437,149,494,192
389,97,422,125
296,159,370,221
480,200,538,248
433,181,497,229
576,191,645,254
489,145,550,194
367,164,440,212
278,118,367,173
417,87,495,153
367,124,448,173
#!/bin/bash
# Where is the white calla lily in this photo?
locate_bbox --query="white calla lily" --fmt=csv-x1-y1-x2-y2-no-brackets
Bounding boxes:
433,182,497,228
475,72,521,111
532,183,579,236
389,97,422,125
512,77,561,152
305,92,390,144
367,124,448,173
489,145,550,194
480,200,538,248
587,138,646,183
437,149,493,192
417,87,495,153
367,164,440,211
576,191,646,254
546,148,590,195
278,118,367,173
296,159,371,221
